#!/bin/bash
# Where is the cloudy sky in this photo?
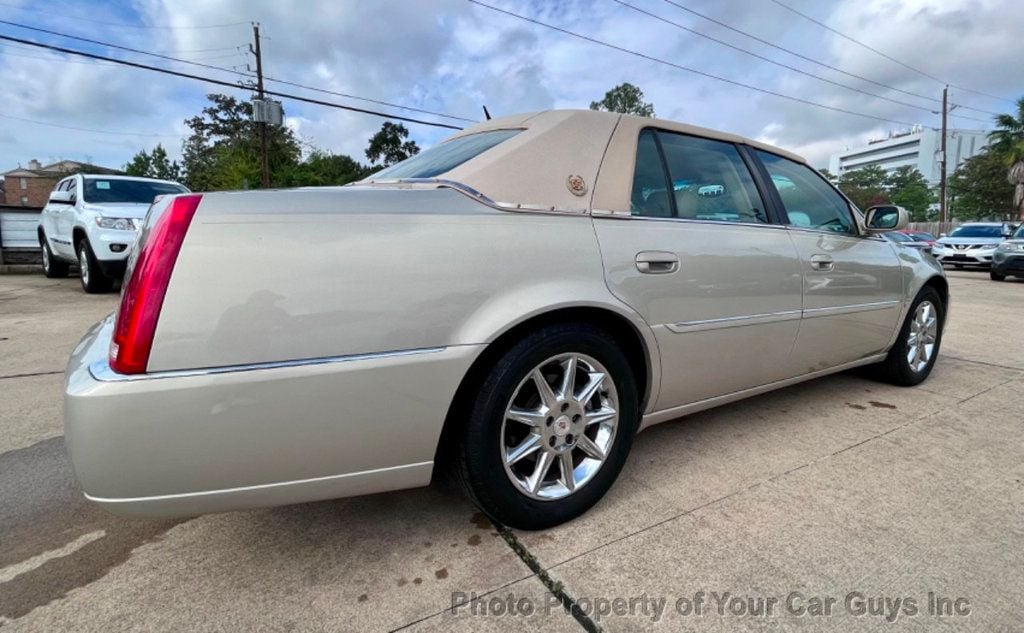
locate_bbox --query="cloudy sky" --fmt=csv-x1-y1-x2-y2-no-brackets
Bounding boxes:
1,0,1022,173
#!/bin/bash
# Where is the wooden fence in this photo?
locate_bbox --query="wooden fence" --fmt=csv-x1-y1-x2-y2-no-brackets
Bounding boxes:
906,221,960,236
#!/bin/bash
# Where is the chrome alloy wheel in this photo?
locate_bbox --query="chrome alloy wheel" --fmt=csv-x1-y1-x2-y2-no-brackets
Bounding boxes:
78,246,90,286
500,353,619,501
906,300,938,373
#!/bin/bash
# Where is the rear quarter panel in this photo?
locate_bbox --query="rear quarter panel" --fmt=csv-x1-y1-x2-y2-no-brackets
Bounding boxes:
148,187,649,373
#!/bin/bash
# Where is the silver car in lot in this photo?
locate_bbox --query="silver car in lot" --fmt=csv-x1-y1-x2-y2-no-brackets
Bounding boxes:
991,223,1024,281
64,110,948,529
931,222,1012,268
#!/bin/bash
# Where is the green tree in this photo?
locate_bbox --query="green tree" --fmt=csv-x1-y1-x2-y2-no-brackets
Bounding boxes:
589,82,655,117
886,166,934,221
365,122,419,167
124,144,181,181
181,94,302,190
837,165,890,210
948,150,1016,221
818,168,837,184
281,150,373,186
987,96,1024,219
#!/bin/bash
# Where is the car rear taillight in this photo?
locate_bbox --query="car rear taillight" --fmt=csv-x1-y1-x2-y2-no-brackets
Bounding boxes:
109,194,202,374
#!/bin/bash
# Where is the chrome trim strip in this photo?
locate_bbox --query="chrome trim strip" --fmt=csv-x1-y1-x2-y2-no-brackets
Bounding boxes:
89,347,447,383
667,310,801,332
84,461,434,504
665,301,901,333
355,178,589,215
802,300,901,319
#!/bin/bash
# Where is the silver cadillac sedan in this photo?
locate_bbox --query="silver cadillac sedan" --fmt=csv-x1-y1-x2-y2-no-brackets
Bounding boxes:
65,110,947,529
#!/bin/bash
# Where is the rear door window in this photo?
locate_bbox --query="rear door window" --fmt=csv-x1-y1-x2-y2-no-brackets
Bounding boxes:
657,131,767,223
629,129,768,223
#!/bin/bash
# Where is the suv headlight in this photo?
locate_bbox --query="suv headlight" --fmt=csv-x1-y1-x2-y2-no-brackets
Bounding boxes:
997,242,1024,252
95,217,139,231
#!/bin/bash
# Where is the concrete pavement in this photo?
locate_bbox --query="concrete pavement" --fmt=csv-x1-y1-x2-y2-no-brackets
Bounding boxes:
1,270,1021,631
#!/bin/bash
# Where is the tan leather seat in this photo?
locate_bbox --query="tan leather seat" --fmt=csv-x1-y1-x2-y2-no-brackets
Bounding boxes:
674,189,700,219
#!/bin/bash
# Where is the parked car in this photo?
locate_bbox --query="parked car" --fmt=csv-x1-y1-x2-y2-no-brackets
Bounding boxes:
899,230,937,250
63,110,947,529
991,223,1024,281
931,222,1012,269
884,229,933,253
39,174,189,292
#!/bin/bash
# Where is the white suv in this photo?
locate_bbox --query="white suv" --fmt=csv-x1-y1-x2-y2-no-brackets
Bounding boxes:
38,174,188,292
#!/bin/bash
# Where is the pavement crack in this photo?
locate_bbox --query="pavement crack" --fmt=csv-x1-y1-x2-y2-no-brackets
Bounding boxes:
0,370,64,381
957,377,1017,404
495,523,601,633
940,354,1024,373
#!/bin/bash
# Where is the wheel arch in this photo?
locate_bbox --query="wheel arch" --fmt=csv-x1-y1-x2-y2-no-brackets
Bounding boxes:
431,304,658,483
922,274,949,311
72,226,88,250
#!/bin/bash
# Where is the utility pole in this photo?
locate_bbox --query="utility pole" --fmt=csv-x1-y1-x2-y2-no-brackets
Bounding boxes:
939,85,948,223
251,23,270,188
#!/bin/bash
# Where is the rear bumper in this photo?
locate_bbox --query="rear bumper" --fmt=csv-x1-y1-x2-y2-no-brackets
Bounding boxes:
64,316,482,517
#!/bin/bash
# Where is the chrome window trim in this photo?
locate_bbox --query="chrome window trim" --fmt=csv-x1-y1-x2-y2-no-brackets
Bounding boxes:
90,346,447,383
590,213,789,230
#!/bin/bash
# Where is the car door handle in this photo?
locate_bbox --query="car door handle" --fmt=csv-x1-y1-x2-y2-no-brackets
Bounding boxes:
809,254,834,271
635,251,679,274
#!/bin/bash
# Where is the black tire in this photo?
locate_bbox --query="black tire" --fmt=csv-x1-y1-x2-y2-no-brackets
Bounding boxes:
76,239,113,293
990,271,1006,281
454,323,639,530
868,286,945,386
40,238,69,278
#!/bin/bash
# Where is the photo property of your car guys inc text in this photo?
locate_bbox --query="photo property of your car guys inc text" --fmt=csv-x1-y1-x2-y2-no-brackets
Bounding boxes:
1,0,1022,630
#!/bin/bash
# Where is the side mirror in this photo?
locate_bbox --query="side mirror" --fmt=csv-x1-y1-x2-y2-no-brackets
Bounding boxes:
48,190,74,205
864,205,908,233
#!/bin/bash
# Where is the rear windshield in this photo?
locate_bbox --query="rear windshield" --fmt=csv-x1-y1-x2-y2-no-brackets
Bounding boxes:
83,178,188,204
949,225,1004,238
371,129,521,180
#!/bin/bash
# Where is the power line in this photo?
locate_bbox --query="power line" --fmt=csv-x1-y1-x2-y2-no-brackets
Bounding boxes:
0,18,255,77
0,18,476,125
0,112,180,138
614,1,945,116
0,1,248,30
768,0,1015,106
468,0,918,127
262,76,478,123
0,33,465,130
657,0,984,113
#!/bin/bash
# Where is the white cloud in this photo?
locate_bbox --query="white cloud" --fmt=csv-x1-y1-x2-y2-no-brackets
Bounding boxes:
1,0,1021,176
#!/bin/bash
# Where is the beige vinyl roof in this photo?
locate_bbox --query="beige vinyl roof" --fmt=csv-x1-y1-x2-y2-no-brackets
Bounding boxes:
382,109,809,214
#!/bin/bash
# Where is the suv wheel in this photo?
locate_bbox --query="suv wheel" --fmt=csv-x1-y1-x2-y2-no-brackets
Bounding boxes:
40,238,69,278
454,323,639,530
77,239,113,293
990,271,1006,281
